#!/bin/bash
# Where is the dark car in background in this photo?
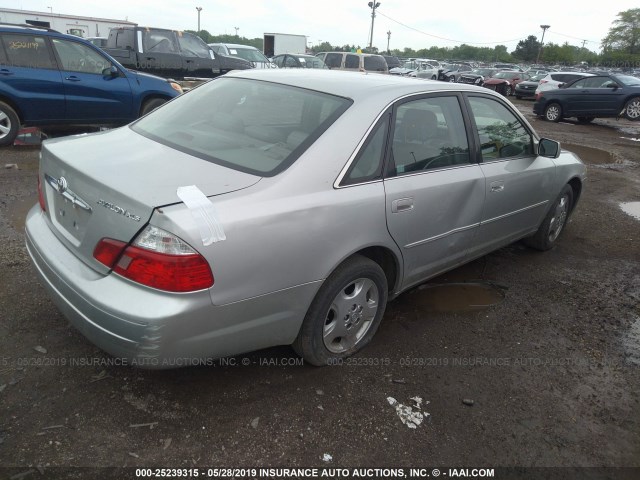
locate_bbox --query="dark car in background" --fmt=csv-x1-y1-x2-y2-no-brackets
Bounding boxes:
458,68,499,86
533,74,640,123
438,64,473,82
0,24,182,147
515,73,546,99
483,71,530,96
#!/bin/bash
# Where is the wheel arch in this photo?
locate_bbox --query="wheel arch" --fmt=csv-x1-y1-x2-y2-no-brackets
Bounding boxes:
138,94,173,116
567,176,583,213
0,95,24,123
345,246,401,296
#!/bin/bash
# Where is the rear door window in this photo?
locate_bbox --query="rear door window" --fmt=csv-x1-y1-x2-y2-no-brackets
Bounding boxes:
325,53,342,68
1,34,55,69
345,54,359,69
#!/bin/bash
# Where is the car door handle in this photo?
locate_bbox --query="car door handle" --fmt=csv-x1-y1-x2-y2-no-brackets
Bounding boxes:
65,76,81,82
391,198,414,213
0,69,13,76
490,181,504,193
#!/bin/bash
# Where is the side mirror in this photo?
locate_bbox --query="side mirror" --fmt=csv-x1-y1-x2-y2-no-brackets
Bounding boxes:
102,65,119,77
538,138,560,159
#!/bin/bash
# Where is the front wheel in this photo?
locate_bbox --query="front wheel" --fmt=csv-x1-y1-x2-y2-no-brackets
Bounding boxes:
544,102,562,122
524,185,574,251
0,101,20,147
140,98,167,117
624,96,640,121
292,255,388,366
504,85,512,96
448,76,456,82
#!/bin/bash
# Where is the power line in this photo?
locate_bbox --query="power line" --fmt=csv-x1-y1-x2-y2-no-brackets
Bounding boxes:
376,10,526,45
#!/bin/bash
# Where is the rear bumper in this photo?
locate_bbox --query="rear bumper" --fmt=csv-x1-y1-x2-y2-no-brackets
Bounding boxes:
25,206,319,368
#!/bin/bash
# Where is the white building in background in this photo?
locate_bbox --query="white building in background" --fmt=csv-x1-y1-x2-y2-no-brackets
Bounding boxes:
0,7,136,38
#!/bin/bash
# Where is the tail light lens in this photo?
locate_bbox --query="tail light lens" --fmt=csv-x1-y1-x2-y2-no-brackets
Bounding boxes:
93,225,214,292
37,175,46,211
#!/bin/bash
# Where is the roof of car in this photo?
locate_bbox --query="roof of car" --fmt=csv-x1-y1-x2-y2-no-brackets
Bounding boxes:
225,69,495,102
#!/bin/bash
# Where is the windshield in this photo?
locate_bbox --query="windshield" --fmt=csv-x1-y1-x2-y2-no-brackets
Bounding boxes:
617,75,640,86
177,32,211,58
132,78,352,176
494,72,517,79
228,46,269,63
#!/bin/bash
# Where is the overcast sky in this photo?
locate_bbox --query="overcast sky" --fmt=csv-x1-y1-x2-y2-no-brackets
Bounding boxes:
4,0,638,52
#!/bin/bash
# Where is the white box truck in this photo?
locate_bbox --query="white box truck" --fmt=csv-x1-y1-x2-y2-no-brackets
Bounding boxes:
263,33,307,57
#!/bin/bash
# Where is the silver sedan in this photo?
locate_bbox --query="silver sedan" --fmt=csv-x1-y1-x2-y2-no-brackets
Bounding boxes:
25,69,586,368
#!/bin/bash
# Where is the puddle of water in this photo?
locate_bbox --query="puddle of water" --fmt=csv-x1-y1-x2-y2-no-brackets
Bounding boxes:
410,282,506,313
624,317,640,366
6,194,39,232
562,143,615,165
620,202,640,221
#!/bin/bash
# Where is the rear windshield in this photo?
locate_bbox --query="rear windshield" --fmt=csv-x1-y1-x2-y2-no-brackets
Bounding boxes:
363,56,387,72
132,78,352,176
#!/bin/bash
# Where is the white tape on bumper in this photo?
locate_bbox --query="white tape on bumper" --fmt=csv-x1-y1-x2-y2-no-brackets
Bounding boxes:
176,185,226,245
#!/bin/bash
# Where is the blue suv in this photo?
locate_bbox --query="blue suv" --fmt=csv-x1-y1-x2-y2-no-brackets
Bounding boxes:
0,24,183,146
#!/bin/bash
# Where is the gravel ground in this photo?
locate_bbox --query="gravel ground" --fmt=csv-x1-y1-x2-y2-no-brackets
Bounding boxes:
0,99,639,479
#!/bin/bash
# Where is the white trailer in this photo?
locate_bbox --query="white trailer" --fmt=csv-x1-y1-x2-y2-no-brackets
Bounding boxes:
0,8,135,38
263,33,307,57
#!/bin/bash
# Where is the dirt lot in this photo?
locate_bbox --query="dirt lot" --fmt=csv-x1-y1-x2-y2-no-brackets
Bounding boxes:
0,99,639,478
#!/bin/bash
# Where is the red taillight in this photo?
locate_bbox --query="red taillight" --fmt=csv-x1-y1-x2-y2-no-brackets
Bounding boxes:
37,176,46,211
93,231,214,293
93,238,127,267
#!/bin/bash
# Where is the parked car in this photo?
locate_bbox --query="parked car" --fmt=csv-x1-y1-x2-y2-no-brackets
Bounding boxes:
482,71,530,96
514,73,547,99
389,58,439,77
315,52,388,73
457,68,499,86
272,53,328,69
533,74,640,122
535,72,593,96
25,69,585,368
0,24,182,147
209,43,276,69
438,64,473,82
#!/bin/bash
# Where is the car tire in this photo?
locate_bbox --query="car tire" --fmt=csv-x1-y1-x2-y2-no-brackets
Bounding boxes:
140,98,168,117
544,102,562,122
292,255,388,366
504,86,513,96
448,76,456,82
523,185,573,251
623,96,640,121
0,101,20,147
431,75,437,80
577,116,595,124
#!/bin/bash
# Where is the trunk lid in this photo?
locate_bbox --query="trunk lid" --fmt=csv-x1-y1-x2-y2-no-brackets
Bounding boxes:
39,126,260,273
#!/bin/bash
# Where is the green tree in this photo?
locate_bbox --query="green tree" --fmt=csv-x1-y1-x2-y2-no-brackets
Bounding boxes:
512,35,540,62
602,8,640,55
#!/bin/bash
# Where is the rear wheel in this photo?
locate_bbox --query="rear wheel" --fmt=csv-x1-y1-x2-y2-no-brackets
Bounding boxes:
544,102,562,122
624,96,640,121
292,255,388,366
140,98,167,117
524,185,573,251
505,85,513,96
0,101,20,147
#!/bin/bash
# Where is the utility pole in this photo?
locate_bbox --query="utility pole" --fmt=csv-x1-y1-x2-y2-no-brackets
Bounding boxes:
196,7,202,32
368,2,380,50
234,27,239,37
536,24,550,64
386,30,391,54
